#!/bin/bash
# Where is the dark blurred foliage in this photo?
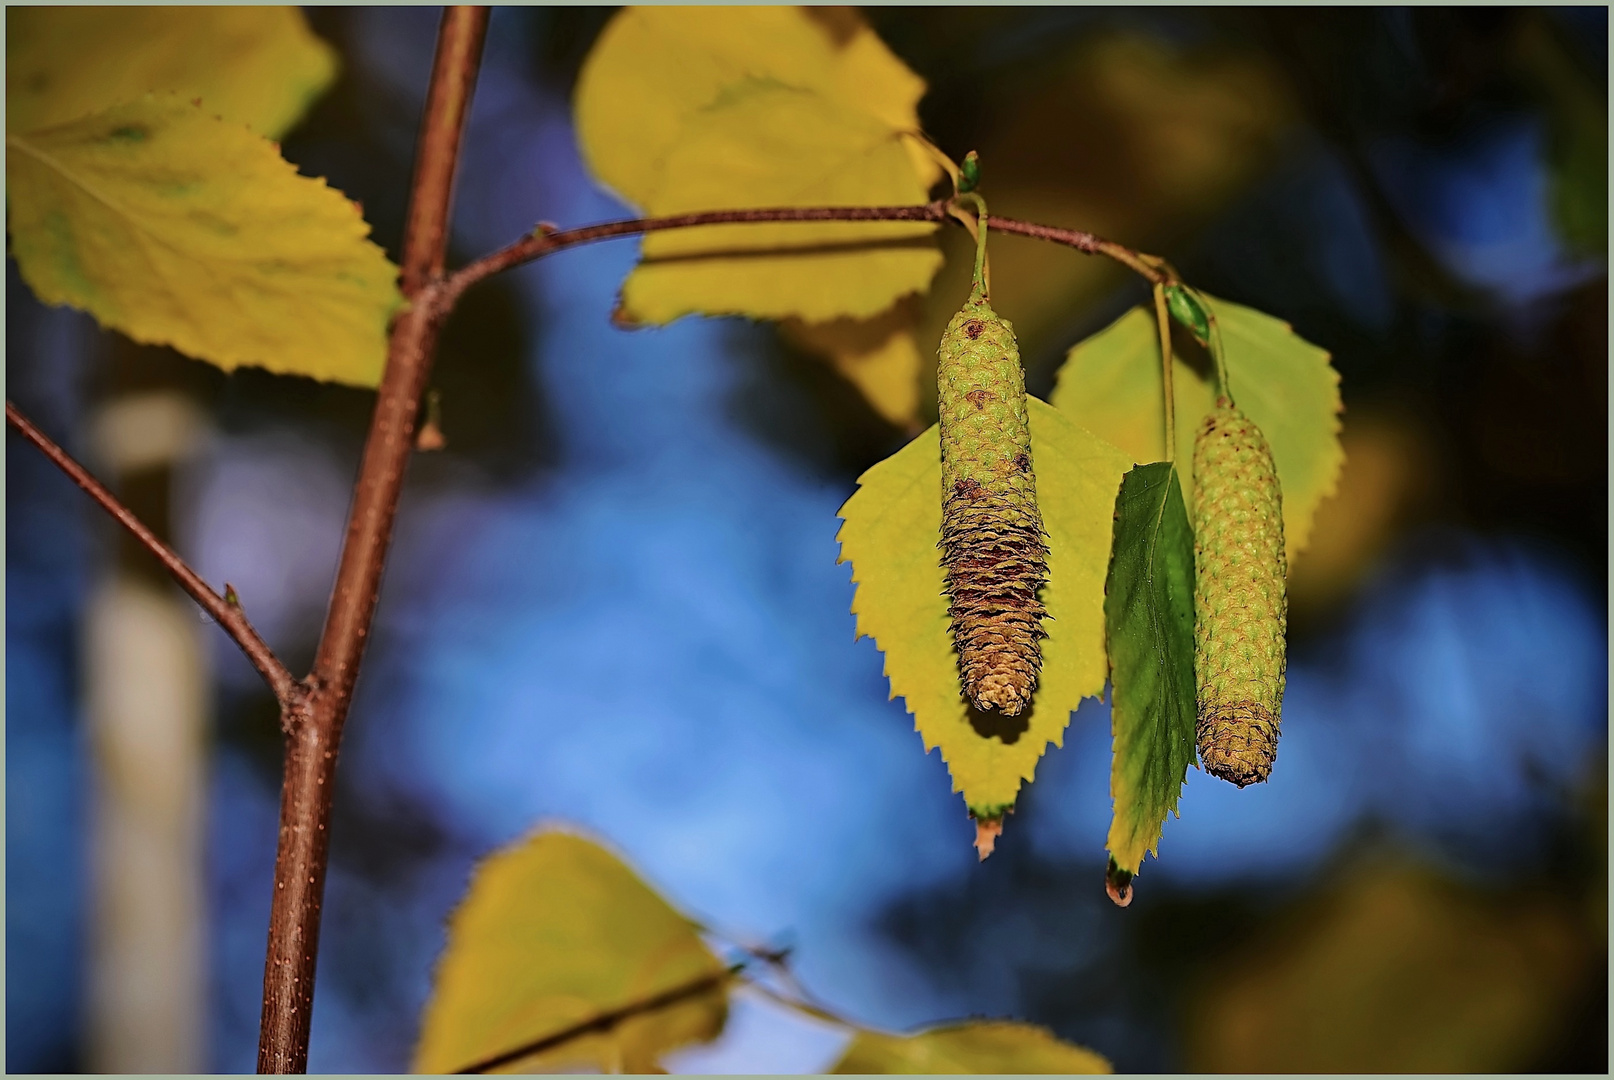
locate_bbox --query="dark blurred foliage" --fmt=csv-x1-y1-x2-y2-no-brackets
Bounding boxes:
7,6,1606,1073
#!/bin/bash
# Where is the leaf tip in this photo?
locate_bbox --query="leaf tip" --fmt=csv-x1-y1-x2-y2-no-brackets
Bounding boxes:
610,300,645,330
1104,859,1134,908
973,816,1003,861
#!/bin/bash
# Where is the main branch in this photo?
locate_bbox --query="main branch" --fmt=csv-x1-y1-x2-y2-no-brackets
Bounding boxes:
255,7,490,1073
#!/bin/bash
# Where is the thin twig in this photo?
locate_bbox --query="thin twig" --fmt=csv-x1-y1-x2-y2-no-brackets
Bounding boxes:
742,976,860,1032
255,7,490,1074
441,201,1167,307
454,964,744,1074
6,400,298,704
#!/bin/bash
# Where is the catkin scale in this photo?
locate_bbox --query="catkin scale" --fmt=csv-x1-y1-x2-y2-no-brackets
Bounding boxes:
938,287,1048,715
1191,397,1286,785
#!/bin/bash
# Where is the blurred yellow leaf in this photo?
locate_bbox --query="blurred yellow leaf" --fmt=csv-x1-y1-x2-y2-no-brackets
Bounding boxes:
783,299,925,429
1050,296,1343,563
1186,859,1597,1073
836,398,1130,820
6,6,337,140
576,6,941,327
1287,409,1434,612
6,96,402,385
831,1020,1111,1074
414,828,728,1074
576,6,936,207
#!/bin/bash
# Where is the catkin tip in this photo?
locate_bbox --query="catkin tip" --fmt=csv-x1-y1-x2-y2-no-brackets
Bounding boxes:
1196,701,1279,787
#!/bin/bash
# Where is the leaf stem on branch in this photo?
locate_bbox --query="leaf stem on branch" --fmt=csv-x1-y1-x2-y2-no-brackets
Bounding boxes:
255,6,490,1073
5,399,298,705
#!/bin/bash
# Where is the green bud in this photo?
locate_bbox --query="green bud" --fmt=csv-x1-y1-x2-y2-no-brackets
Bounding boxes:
958,150,981,194
1164,284,1211,347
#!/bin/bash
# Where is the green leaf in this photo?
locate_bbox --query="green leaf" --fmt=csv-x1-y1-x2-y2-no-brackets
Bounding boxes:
837,397,1131,822
1103,462,1197,880
6,96,402,385
6,6,337,140
414,828,728,1074
575,6,941,327
831,1020,1112,1074
1050,296,1342,564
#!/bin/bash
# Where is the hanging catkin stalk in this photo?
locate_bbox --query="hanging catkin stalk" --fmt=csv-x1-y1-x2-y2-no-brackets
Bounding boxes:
1190,303,1287,785
937,194,1048,716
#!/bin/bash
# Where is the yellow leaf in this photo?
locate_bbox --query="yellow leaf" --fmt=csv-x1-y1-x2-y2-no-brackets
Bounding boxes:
1050,297,1343,562
6,96,402,386
576,6,936,207
837,398,1131,820
831,1020,1112,1074
622,82,939,325
6,6,337,139
414,828,728,1074
575,6,942,326
783,298,925,430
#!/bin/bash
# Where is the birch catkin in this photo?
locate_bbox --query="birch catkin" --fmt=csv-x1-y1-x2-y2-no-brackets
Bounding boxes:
1191,397,1286,785
938,284,1048,715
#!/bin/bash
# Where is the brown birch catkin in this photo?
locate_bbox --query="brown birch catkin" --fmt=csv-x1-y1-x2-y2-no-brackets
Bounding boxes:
938,275,1047,716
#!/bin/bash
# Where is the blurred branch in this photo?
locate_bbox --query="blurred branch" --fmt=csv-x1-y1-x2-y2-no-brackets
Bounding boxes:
256,6,490,1074
442,201,1172,305
5,400,298,706
453,964,744,1074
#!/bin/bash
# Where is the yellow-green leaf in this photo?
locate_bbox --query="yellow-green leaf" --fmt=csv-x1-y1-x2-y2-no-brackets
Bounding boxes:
837,397,1131,820
575,6,941,326
831,1020,1112,1074
7,6,337,140
783,299,925,430
1103,463,1197,881
6,96,402,385
1050,296,1342,562
414,828,728,1074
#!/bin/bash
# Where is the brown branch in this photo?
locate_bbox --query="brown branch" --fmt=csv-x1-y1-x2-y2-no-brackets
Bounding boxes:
441,202,1167,306
453,964,744,1074
399,6,485,295
6,400,298,705
255,7,490,1074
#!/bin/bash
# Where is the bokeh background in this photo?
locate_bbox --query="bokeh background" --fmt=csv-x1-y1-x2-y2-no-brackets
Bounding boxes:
8,6,1607,1072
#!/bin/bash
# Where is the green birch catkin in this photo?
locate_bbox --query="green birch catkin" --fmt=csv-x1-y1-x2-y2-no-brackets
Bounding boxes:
938,199,1047,716
1192,397,1286,785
